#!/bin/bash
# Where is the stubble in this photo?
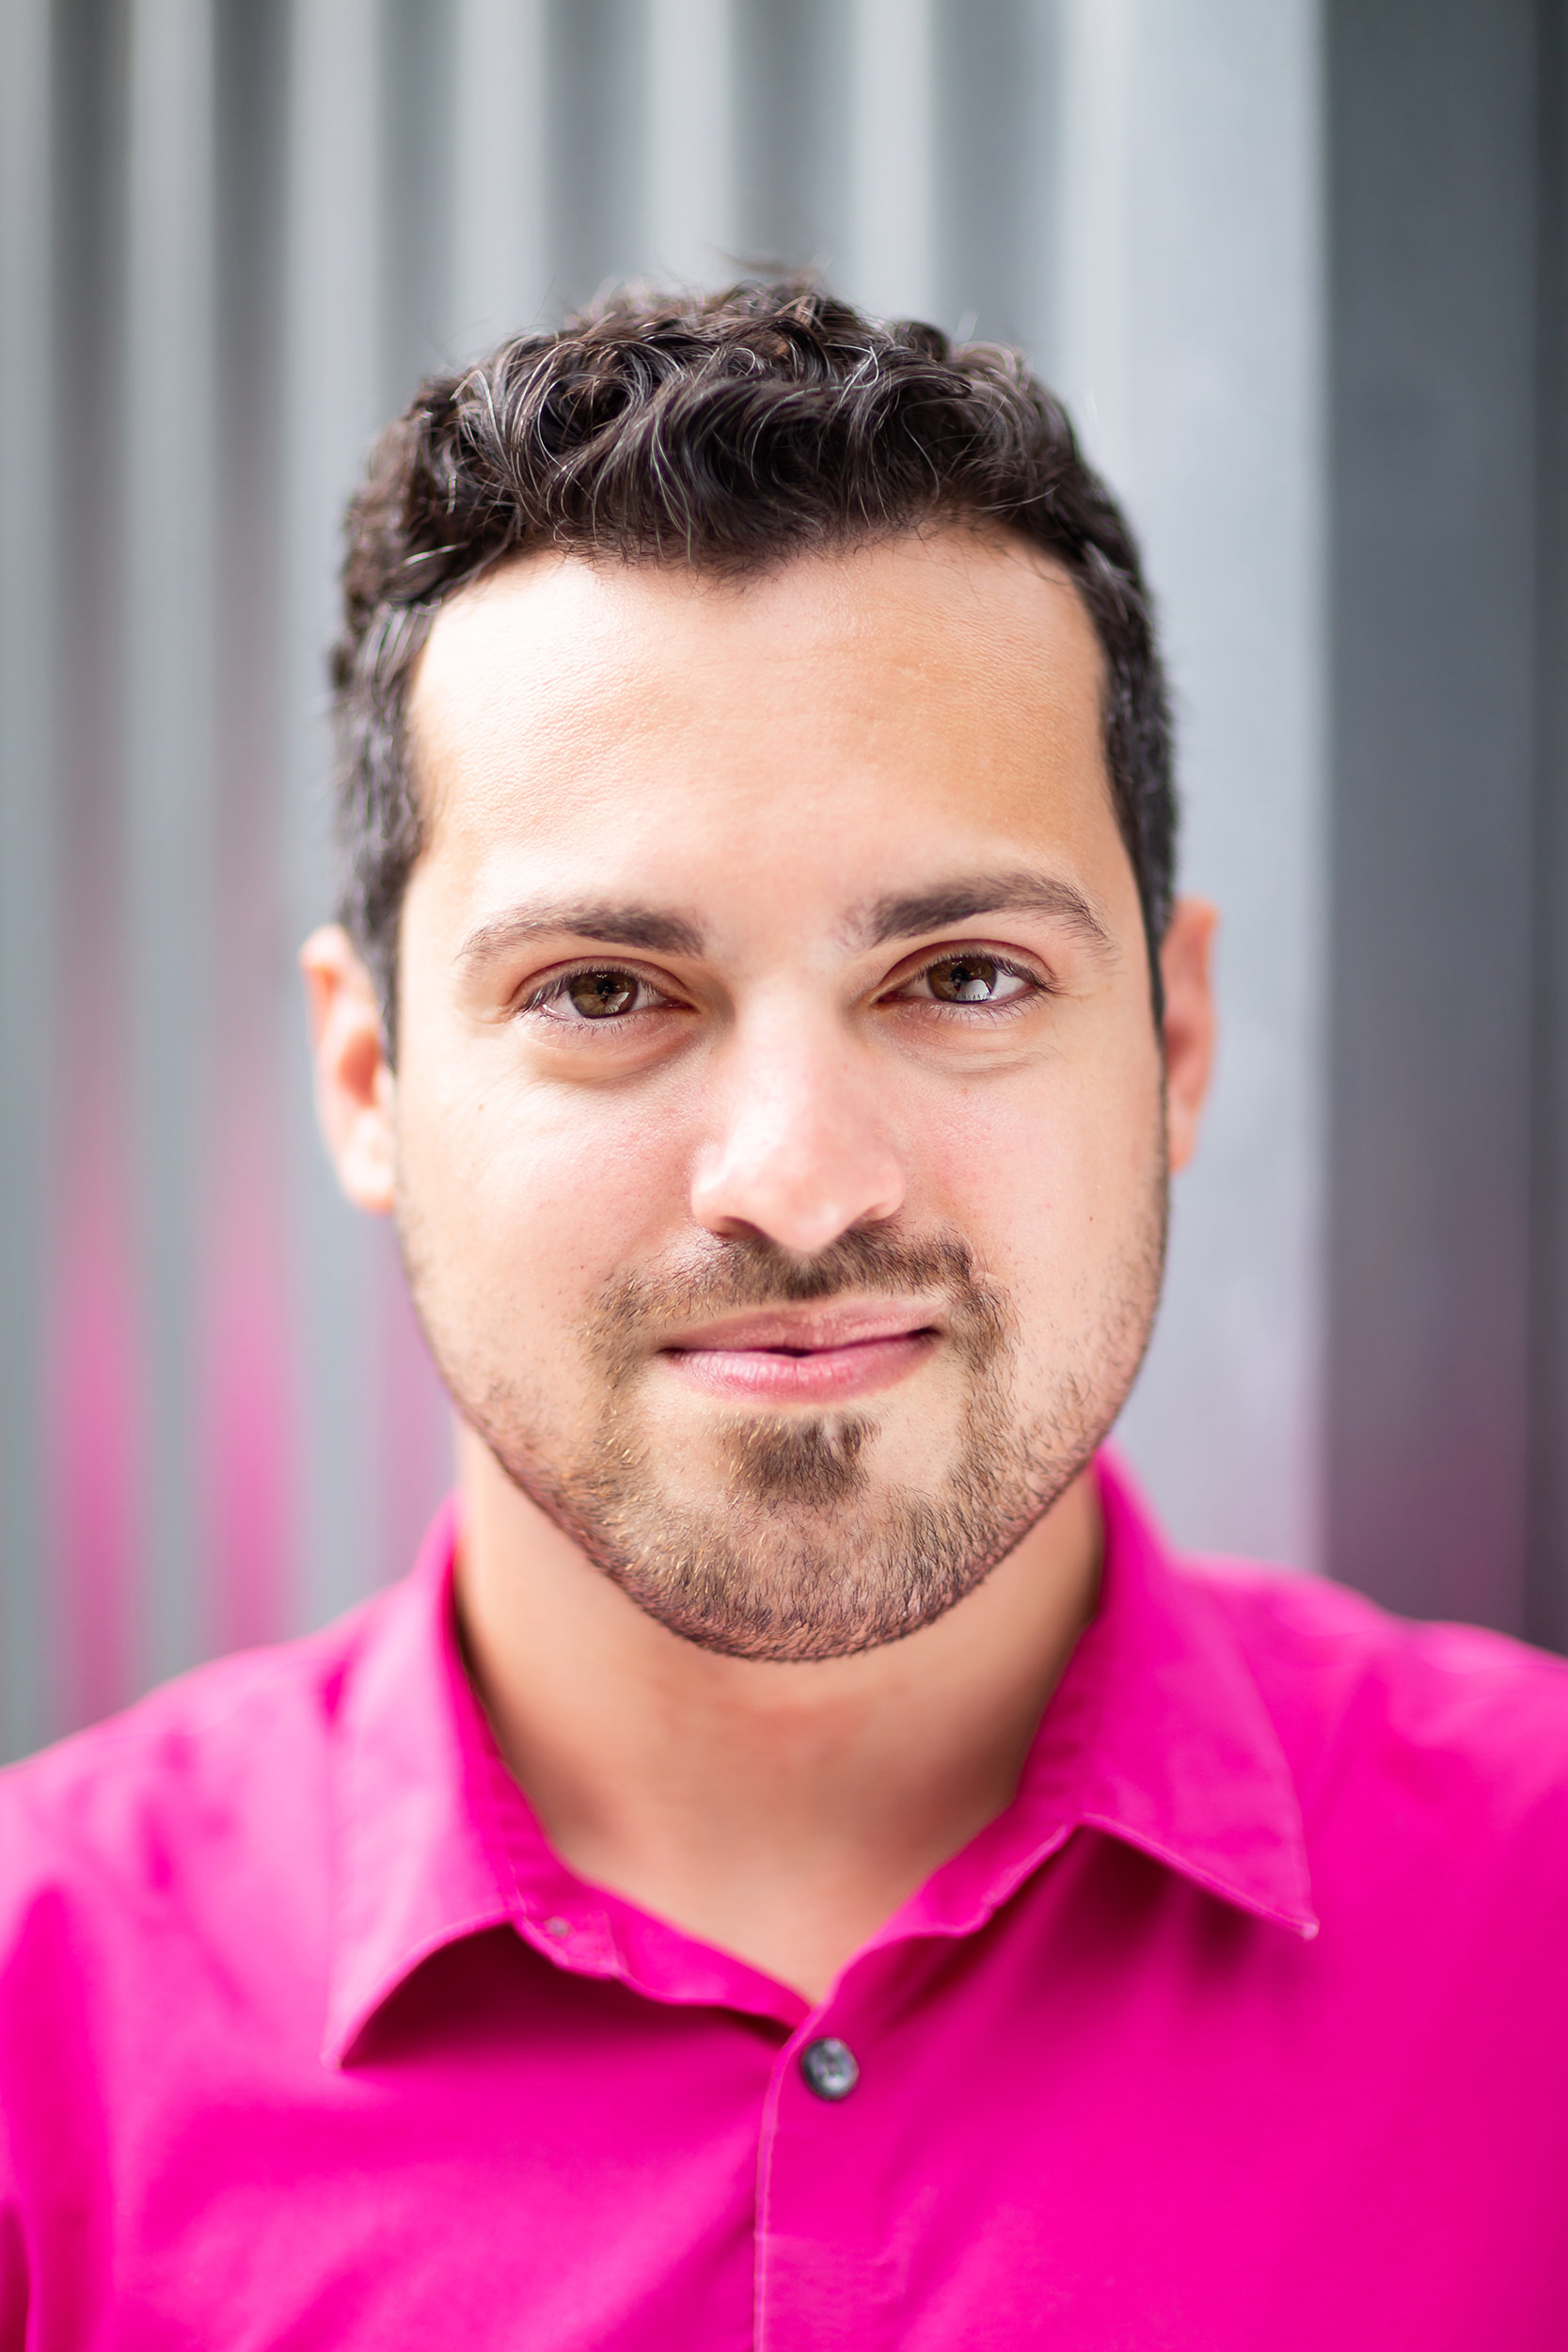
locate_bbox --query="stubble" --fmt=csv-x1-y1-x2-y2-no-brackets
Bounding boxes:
402,1185,1167,1662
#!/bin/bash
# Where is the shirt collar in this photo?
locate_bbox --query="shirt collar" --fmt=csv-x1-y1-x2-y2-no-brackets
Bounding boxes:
1074,1452,1317,1939
843,1452,1318,1960
322,1501,515,2066
323,1452,1315,2064
1090,1449,1325,1947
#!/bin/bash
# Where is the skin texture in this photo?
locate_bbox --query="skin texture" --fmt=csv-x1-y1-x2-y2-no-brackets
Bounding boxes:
304,528,1215,1998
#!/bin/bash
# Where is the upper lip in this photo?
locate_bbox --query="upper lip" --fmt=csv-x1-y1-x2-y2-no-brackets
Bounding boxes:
658,1300,944,1355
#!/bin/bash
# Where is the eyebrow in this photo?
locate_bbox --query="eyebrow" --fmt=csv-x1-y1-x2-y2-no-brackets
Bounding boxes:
455,899,705,976
856,871,1117,954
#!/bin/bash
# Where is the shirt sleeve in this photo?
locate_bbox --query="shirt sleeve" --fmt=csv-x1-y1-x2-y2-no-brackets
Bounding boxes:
0,1825,33,2346
0,2115,26,2352
0,2203,25,2351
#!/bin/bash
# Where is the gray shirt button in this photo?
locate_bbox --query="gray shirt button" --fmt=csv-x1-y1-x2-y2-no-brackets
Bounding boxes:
800,2036,860,2101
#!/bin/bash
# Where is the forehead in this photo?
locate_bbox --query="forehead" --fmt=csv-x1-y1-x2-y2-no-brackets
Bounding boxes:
405,529,1123,915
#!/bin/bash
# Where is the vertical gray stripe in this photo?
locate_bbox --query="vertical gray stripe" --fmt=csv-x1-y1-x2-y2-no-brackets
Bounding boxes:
846,0,935,318
1528,0,1568,1648
644,0,736,283
546,0,649,313
52,0,135,1729
932,0,1057,350
208,0,293,1653
1056,0,1328,1575
282,0,387,1628
449,0,549,358
124,0,215,1687
383,0,458,401
0,0,55,1757
732,0,851,277
1326,0,1538,1628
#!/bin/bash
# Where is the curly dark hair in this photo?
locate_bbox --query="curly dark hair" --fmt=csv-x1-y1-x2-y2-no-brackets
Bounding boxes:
331,278,1175,1048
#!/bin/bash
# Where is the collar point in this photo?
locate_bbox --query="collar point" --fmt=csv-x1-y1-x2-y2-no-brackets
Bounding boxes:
318,2023,355,2074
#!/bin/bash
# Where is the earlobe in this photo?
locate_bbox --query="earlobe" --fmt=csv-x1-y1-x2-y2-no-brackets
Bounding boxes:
299,924,397,1215
1159,898,1218,1175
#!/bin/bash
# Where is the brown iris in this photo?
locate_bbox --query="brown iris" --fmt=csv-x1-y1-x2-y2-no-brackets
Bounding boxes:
566,969,641,1018
926,955,1006,1004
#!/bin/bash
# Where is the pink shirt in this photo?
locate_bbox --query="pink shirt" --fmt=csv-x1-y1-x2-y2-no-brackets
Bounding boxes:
4,1453,1568,2347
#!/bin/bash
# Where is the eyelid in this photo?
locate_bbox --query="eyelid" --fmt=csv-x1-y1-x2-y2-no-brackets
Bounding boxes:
881,944,1053,1001
516,958,682,1017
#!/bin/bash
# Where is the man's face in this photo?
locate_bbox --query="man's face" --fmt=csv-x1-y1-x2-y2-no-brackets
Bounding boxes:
328,531,1208,1661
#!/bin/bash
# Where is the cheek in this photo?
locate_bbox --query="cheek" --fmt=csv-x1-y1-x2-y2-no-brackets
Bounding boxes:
398,1057,697,1320
912,1049,1163,1301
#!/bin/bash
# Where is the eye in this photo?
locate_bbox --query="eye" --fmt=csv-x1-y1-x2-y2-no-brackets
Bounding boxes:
526,966,662,1023
902,954,1037,1008
565,968,641,1019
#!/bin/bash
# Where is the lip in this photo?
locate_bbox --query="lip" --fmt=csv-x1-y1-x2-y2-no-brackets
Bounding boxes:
658,1300,942,1406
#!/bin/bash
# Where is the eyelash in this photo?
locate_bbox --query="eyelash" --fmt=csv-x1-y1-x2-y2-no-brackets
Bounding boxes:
516,952,1048,1027
520,965,673,1021
890,953,1044,1017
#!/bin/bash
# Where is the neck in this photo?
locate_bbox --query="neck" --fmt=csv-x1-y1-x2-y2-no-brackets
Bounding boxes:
453,1423,1103,2003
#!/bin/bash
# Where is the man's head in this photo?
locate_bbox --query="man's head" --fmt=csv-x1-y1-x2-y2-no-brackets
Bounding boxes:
307,281,1214,1663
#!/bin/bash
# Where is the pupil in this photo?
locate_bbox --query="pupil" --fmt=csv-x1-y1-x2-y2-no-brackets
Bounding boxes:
933,957,997,1003
569,970,638,1018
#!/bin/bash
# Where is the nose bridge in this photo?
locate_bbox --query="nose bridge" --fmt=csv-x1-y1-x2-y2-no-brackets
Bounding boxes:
690,986,906,1253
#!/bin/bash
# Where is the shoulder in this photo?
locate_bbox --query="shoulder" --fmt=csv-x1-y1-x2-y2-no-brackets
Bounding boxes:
0,1594,388,1932
1184,1555,1568,1847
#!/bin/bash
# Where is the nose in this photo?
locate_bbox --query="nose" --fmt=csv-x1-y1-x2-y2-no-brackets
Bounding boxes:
689,998,907,1255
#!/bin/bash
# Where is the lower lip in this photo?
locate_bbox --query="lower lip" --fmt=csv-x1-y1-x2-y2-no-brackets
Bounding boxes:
661,1330,935,1405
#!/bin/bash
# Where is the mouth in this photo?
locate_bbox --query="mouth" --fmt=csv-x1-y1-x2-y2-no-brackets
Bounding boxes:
657,1300,943,1406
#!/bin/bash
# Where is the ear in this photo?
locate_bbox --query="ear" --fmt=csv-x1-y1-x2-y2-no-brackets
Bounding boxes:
1158,897,1218,1174
299,924,396,1215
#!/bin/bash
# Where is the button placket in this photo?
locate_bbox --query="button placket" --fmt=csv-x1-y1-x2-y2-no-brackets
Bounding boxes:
755,2006,900,2351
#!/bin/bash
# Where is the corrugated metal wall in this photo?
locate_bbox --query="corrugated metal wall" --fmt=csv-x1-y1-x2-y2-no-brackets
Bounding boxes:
1324,0,1568,1645
0,0,1327,1757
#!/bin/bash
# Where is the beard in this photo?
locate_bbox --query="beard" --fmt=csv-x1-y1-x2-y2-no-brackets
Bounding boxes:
402,1193,1166,1665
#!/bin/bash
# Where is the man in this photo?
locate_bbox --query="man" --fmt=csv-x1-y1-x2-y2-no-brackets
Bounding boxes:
3,280,1567,2347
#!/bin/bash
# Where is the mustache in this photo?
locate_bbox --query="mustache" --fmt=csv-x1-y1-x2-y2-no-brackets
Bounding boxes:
587,1226,1012,1359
